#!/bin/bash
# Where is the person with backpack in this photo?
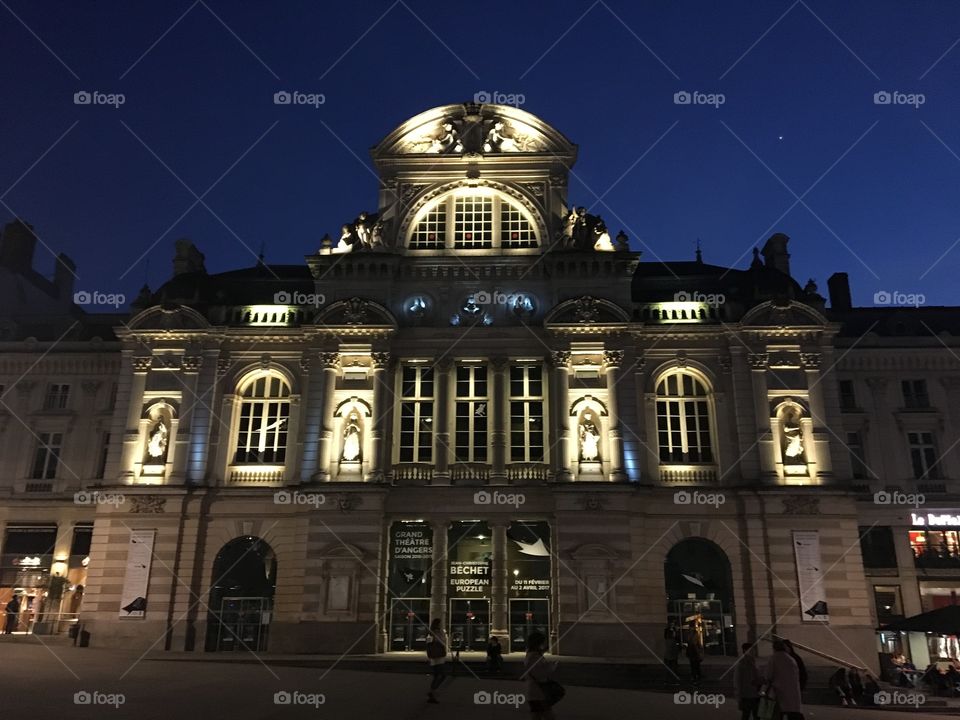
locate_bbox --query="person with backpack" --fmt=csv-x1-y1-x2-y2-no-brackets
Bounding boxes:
425,618,447,704
524,631,563,719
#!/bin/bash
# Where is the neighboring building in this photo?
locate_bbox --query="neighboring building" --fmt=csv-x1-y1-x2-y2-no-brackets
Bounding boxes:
0,103,957,669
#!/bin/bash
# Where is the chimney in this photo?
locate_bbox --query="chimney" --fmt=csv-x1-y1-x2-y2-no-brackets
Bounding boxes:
761,233,791,277
0,219,38,272
172,238,206,276
54,253,76,302
827,272,852,311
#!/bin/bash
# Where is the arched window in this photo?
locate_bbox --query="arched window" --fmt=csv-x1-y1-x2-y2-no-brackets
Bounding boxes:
408,188,539,250
656,371,713,463
235,374,291,463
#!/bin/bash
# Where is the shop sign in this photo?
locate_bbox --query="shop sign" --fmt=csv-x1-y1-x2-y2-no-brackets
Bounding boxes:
911,512,960,527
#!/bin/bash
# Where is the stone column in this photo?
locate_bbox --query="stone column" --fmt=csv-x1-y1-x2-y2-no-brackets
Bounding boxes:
491,356,508,484
172,352,203,484
490,520,509,641
314,352,340,482
603,350,626,481
433,359,452,485
369,352,392,482
748,352,775,482
429,519,449,625
550,351,572,481
801,351,829,481
117,354,152,483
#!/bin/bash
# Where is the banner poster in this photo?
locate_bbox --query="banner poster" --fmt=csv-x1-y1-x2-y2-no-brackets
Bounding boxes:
119,529,155,618
792,530,829,622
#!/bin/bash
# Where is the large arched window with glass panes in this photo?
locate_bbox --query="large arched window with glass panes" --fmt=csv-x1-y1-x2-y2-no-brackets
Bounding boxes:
408,188,539,250
234,374,291,463
655,370,714,464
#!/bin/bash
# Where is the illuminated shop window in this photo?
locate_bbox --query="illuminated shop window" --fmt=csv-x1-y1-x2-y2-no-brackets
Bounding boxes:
234,374,290,464
656,371,713,463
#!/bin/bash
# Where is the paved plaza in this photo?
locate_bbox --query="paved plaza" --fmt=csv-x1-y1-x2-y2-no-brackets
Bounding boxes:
0,642,952,719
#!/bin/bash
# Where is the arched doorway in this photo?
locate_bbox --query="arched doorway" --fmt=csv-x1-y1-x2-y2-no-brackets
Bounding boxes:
205,536,277,651
664,538,736,656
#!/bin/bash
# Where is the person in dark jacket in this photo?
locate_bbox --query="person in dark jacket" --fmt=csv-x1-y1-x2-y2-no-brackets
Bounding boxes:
685,631,705,682
486,636,503,673
828,667,855,706
4,595,20,634
783,640,808,692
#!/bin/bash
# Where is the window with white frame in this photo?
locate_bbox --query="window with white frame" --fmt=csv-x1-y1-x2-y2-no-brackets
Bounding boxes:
399,365,434,463
656,371,714,463
509,364,544,462
234,374,290,464
408,189,539,250
455,364,488,462
31,432,62,479
907,431,938,479
43,383,70,410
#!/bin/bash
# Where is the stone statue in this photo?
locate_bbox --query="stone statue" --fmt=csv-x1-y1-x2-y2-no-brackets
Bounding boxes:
370,220,385,248
483,121,519,153
146,419,168,461
593,222,614,251
560,206,614,251
781,407,804,460
335,224,354,253
342,411,361,462
579,412,600,461
428,121,462,154
354,212,373,249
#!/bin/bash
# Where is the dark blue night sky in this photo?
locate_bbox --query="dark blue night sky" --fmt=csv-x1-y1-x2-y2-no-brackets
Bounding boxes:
2,0,959,305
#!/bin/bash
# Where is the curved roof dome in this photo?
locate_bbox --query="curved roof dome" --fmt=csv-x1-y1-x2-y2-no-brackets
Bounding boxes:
372,102,577,159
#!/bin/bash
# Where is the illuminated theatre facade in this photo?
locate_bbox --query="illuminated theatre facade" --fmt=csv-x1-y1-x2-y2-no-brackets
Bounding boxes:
2,103,959,668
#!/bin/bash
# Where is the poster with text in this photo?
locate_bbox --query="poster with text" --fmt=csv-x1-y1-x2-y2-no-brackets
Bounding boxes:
119,529,155,618
792,530,829,622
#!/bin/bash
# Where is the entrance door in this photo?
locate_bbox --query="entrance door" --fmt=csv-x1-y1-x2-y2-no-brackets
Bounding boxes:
509,598,550,652
449,598,489,651
389,598,430,651
216,597,271,651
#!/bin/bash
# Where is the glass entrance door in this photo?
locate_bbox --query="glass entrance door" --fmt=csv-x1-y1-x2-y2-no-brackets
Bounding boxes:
216,597,271,651
509,598,550,652
449,598,489,651
389,598,430,651
669,598,733,656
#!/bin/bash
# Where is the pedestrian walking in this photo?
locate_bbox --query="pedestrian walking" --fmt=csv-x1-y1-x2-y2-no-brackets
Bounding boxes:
4,595,19,634
523,630,564,720
425,618,447,704
734,643,762,720
486,635,503,673
765,639,805,720
686,631,705,682
782,640,807,693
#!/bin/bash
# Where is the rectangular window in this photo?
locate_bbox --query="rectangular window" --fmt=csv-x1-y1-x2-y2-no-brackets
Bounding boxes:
509,364,544,462
455,364,488,462
399,365,433,463
43,383,70,410
873,585,903,625
846,431,868,479
453,196,492,249
907,431,938,478
31,432,62,479
838,380,857,411
96,432,110,479
859,526,897,569
500,203,536,248
902,379,929,408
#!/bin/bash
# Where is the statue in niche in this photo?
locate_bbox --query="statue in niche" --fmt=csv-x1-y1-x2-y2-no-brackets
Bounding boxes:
780,405,805,461
146,419,168,461
579,411,601,461
341,411,362,462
